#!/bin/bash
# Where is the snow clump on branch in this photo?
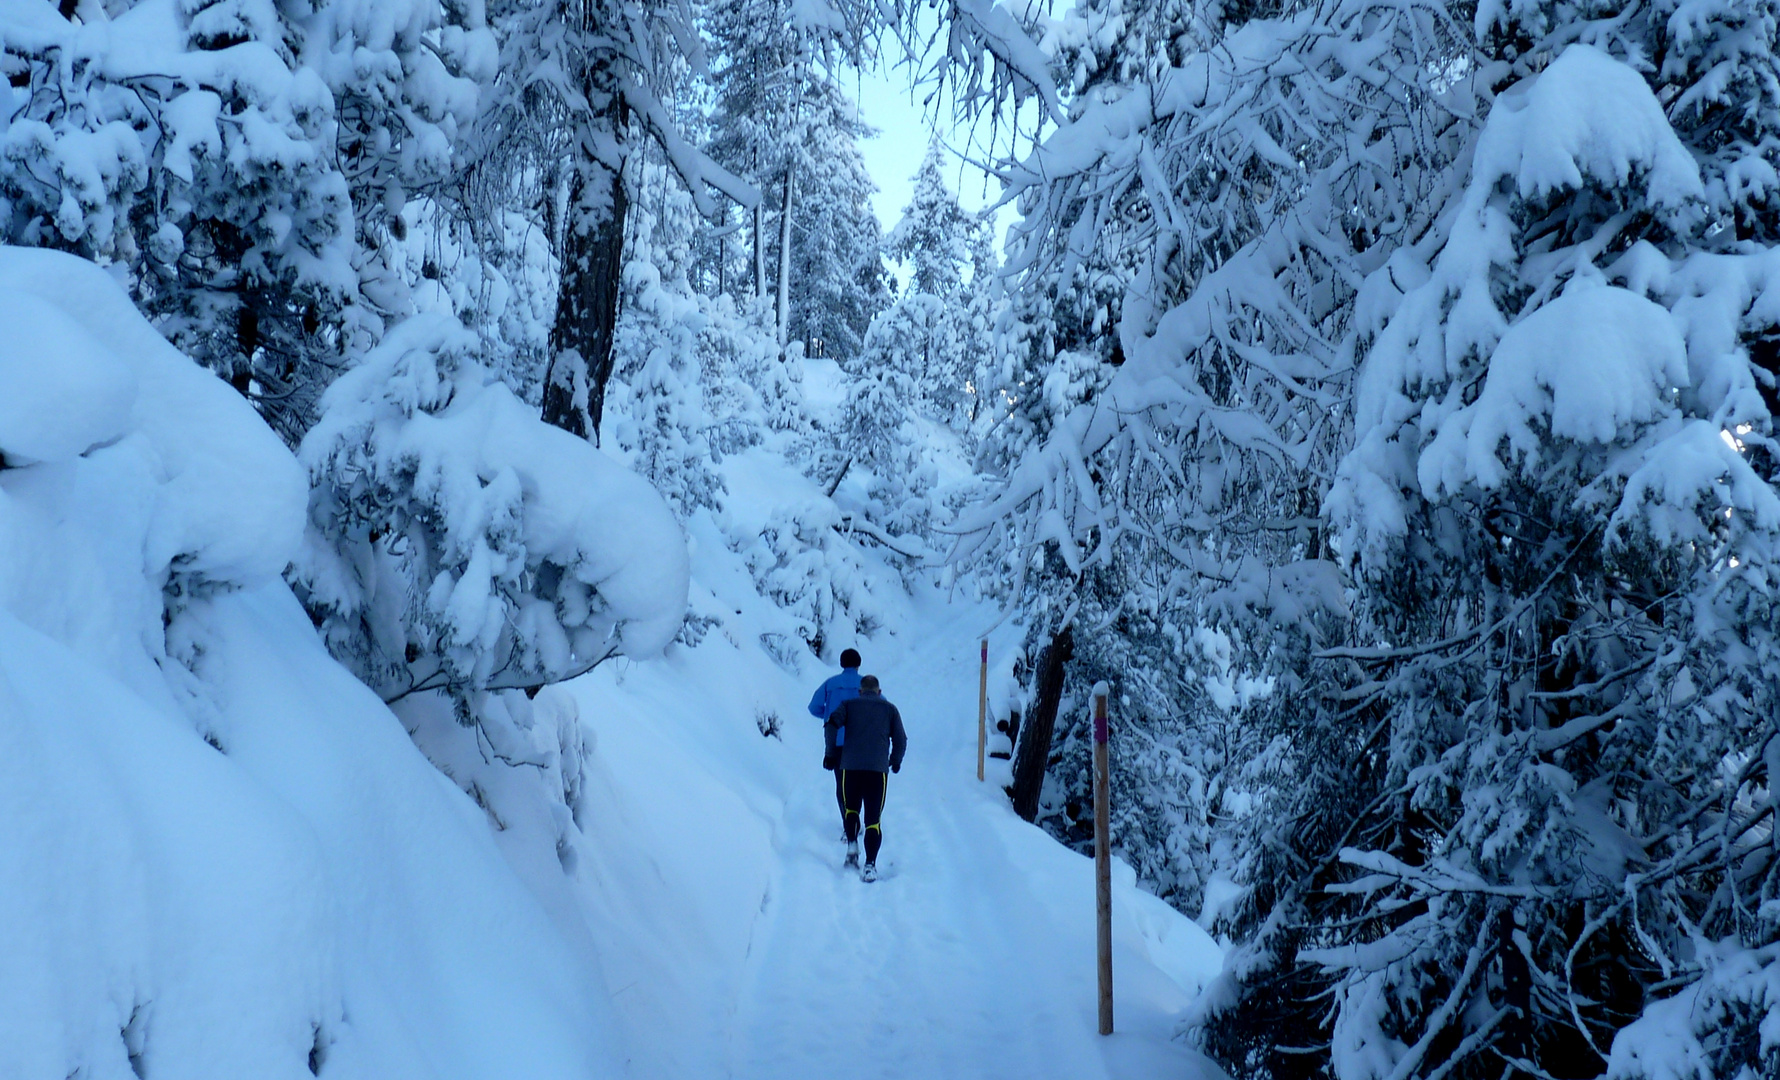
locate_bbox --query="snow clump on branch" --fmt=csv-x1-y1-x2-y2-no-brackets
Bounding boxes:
293,312,689,713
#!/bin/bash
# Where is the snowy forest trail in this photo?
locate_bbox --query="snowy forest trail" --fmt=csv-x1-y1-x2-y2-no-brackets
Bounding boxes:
569,582,1225,1080
727,627,1090,1078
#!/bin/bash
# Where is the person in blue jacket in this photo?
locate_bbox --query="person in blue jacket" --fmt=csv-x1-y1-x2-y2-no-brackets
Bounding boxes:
824,675,907,881
809,648,862,834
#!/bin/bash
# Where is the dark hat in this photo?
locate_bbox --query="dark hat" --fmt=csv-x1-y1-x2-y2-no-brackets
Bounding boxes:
841,648,862,669
860,674,880,692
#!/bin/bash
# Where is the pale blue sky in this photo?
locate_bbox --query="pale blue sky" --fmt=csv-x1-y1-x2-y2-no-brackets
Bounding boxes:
845,57,1011,285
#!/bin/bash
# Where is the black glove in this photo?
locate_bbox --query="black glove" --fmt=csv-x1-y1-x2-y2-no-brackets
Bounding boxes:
891,762,900,774
823,750,840,771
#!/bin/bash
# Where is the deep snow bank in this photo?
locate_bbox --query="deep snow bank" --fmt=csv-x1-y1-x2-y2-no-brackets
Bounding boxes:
0,249,622,1078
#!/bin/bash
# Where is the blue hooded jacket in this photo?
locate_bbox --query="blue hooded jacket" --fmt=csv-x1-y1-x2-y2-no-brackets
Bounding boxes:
808,667,861,745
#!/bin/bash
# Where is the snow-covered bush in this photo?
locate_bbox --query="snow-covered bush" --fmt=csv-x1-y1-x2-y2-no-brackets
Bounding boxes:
733,495,887,665
292,312,690,721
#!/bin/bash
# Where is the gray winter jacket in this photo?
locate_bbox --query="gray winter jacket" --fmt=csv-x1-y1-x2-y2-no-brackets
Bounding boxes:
824,690,907,773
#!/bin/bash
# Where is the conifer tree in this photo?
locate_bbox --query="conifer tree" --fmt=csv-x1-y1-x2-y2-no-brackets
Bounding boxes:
885,141,975,298
705,0,885,358
862,143,986,428
1216,24,1780,1080
0,0,494,444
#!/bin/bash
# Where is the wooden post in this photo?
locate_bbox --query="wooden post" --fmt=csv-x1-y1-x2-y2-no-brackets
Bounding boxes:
976,640,988,781
1093,683,1113,1035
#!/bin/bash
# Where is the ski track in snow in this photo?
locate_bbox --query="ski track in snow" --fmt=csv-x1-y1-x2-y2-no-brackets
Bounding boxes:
572,589,1226,1080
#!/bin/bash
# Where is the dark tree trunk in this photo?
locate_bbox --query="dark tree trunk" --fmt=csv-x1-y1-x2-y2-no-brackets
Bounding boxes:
1011,624,1073,822
543,99,629,444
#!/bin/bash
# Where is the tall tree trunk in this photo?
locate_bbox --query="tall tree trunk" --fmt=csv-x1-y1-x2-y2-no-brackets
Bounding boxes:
543,98,628,444
753,200,766,302
1011,624,1073,822
775,164,794,346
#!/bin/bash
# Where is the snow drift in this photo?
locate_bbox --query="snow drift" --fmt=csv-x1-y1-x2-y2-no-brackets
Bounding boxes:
0,248,623,1078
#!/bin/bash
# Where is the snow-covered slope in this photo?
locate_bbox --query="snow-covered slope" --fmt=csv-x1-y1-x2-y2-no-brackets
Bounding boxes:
0,249,623,1078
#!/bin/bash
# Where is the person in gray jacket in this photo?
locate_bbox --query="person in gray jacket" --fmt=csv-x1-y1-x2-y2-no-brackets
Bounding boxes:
822,674,907,881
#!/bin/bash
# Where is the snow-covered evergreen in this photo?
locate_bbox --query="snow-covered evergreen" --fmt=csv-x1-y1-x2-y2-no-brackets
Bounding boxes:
935,0,1780,1072
291,311,688,719
704,0,886,357
1300,39,1780,1080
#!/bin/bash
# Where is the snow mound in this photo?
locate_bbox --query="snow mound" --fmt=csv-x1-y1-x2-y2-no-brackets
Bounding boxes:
0,248,305,590
0,291,135,466
1476,45,1703,209
1420,281,1688,494
0,247,620,1078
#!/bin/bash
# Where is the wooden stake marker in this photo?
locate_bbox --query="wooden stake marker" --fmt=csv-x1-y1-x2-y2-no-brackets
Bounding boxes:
976,640,988,781
1093,684,1113,1035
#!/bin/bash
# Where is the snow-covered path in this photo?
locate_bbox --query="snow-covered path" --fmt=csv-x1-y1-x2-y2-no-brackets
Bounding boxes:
726,627,1153,1079
569,585,1225,1080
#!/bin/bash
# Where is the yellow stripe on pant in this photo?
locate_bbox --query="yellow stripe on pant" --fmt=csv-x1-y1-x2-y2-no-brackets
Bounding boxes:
868,772,886,832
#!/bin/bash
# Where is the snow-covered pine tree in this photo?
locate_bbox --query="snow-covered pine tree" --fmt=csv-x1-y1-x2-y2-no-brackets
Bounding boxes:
476,0,752,442
0,0,354,443
945,0,1466,924
1212,38,1780,1080
959,215,1010,433
885,141,975,299
840,317,935,535
783,78,890,362
867,142,979,423
389,195,559,401
606,154,798,522
704,0,885,359
301,0,499,355
0,0,497,445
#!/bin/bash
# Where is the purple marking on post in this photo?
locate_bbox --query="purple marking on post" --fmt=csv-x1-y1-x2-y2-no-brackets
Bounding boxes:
1094,713,1108,744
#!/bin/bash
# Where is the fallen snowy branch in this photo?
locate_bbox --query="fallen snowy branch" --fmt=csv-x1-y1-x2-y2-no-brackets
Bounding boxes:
835,512,932,562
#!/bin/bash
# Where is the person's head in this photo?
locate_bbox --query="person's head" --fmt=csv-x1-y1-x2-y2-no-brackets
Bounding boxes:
860,674,880,694
840,648,862,670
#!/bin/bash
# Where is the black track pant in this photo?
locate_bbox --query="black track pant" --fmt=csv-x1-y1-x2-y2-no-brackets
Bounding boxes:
841,769,888,864
835,767,847,828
